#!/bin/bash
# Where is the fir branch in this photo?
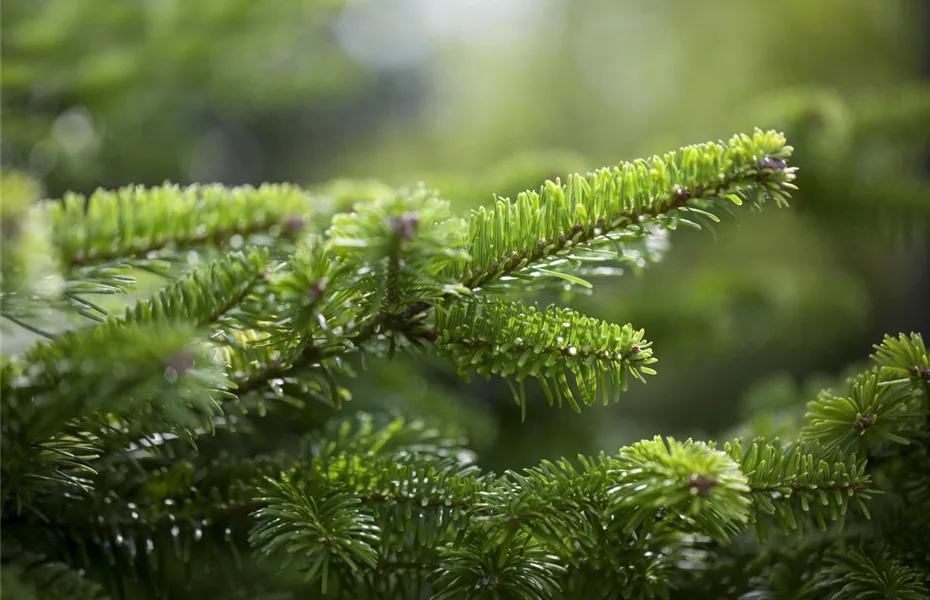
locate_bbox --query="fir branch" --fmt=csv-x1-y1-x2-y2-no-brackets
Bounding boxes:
1,449,296,599
249,416,867,598
1,547,110,600
120,248,272,329
725,439,874,537
801,369,926,453
49,183,312,268
608,436,751,543
815,547,929,600
247,415,476,595
19,128,929,599
871,332,930,385
8,322,229,440
326,185,470,319
430,529,565,600
453,129,796,291
249,475,380,594
433,300,654,416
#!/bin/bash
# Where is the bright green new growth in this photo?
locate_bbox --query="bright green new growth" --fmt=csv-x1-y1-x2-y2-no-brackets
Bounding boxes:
456,129,795,291
2,130,929,600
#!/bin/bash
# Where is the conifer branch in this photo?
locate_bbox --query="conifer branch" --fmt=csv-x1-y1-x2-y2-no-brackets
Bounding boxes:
801,369,926,453
816,547,929,600
724,439,874,536
51,183,312,267
433,300,655,416
120,249,272,329
248,412,878,597
0,322,231,516
872,332,930,386
1,546,110,600
454,129,796,291
10,127,929,598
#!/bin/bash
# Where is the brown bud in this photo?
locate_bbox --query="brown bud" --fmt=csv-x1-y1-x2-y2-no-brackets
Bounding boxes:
689,474,719,497
164,348,195,379
909,365,930,380
389,212,419,240
308,278,327,300
853,413,874,431
283,215,306,232
758,156,787,170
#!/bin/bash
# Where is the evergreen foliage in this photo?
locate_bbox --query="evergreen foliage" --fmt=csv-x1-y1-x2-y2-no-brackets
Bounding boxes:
2,130,928,599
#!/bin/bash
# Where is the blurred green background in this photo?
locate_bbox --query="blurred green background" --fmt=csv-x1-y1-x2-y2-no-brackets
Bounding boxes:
3,0,929,470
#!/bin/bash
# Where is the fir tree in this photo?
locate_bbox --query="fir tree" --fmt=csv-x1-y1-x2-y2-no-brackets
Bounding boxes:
1,129,928,599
